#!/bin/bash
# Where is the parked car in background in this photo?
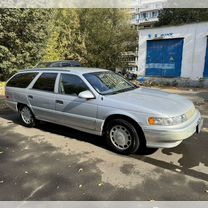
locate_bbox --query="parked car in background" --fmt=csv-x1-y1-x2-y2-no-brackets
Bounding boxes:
126,72,137,80
35,60,81,68
5,67,203,155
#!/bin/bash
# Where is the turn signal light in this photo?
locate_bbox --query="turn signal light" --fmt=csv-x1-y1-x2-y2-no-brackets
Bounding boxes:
148,117,155,125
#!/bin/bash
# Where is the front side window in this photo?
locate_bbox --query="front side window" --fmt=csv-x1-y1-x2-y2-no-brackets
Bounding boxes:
84,71,136,95
59,74,89,96
7,72,38,88
32,73,57,92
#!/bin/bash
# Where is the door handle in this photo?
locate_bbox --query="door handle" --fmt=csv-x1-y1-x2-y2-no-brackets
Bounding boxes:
28,95,33,99
56,100,64,104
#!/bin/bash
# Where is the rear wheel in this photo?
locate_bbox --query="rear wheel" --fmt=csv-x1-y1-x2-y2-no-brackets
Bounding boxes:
19,105,37,127
105,119,141,155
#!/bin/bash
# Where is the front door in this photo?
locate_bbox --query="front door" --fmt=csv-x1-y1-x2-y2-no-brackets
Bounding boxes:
55,73,98,130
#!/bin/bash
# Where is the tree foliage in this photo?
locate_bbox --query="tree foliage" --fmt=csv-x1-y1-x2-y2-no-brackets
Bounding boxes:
0,9,137,79
78,9,137,69
0,9,51,79
43,9,137,70
42,9,86,63
156,8,208,26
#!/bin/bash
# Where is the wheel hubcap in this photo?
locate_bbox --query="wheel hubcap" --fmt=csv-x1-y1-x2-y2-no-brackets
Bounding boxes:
110,125,132,150
21,107,33,124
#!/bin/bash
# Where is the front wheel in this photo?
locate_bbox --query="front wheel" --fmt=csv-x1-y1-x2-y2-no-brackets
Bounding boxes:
105,119,141,155
19,105,37,127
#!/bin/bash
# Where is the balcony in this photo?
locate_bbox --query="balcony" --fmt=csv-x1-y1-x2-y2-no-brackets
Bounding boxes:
138,16,158,23
123,51,138,56
131,16,158,25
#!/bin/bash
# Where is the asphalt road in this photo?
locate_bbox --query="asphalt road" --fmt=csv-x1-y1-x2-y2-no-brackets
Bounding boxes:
0,88,208,200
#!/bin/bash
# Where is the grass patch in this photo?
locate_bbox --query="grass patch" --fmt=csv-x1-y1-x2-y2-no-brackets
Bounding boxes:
0,82,6,87
0,82,6,96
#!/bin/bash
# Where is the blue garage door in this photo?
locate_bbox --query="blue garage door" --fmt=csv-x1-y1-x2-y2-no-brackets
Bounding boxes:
203,38,208,78
146,38,184,77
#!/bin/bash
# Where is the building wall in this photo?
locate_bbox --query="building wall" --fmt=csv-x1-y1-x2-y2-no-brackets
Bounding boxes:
138,22,208,80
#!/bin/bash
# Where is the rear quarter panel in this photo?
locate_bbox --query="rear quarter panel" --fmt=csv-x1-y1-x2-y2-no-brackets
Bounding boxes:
5,87,29,111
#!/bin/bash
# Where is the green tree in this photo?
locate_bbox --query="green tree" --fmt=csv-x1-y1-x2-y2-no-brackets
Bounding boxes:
42,9,87,63
78,9,137,70
156,8,208,26
0,9,52,79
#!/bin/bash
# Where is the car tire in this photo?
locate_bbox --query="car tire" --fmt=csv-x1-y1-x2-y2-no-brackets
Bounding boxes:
19,105,37,127
105,119,141,155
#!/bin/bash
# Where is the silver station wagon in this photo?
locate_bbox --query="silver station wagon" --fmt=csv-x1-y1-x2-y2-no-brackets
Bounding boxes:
5,68,203,154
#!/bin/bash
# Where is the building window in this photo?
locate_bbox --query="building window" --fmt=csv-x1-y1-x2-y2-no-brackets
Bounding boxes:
152,11,157,18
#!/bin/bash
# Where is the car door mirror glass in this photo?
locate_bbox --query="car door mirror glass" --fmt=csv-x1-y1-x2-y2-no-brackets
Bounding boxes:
78,90,95,99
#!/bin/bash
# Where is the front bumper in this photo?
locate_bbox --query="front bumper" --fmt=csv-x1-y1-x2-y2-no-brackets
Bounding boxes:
143,110,203,148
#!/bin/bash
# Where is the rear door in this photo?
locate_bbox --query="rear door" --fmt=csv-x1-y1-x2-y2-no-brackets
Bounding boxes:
55,73,98,130
28,72,58,122
6,72,38,110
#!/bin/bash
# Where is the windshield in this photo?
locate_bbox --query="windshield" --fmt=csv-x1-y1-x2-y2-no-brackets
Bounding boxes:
83,71,137,95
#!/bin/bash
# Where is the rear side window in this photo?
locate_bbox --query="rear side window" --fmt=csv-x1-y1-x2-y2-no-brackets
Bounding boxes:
59,74,88,96
7,72,38,88
33,73,57,92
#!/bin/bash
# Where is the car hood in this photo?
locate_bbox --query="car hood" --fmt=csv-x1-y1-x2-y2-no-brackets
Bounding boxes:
105,87,194,117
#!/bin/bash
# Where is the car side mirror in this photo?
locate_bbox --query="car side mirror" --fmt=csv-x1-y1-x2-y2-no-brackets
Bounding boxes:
78,90,95,100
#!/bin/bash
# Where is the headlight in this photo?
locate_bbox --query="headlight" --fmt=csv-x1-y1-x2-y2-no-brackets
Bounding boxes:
148,114,187,126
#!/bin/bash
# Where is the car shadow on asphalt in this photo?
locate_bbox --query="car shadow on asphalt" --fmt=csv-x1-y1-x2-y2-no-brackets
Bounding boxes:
0,112,160,156
0,112,108,150
162,117,208,169
1,112,208,183
132,127,208,182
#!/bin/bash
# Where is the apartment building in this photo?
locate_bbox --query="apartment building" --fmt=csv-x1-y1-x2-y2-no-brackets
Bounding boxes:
126,0,165,74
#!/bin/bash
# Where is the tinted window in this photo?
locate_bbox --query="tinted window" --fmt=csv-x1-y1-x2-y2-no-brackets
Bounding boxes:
59,74,88,96
7,72,38,88
33,73,57,92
